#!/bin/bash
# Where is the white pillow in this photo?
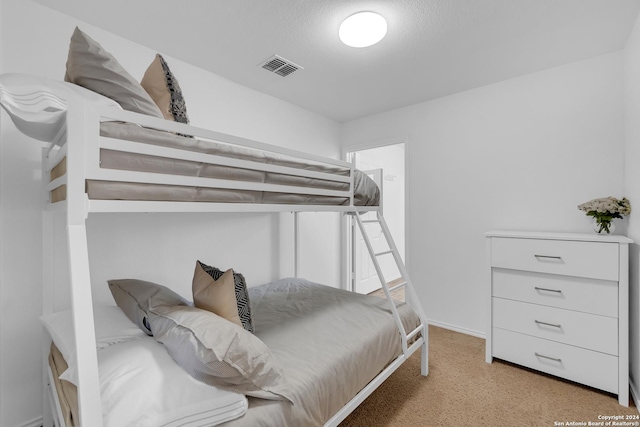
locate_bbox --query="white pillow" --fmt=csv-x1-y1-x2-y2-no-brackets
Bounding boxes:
98,338,247,427
148,304,294,402
0,73,122,143
40,305,146,385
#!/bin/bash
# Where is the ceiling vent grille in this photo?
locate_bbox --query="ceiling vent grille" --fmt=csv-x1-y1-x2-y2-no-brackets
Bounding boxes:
260,55,303,77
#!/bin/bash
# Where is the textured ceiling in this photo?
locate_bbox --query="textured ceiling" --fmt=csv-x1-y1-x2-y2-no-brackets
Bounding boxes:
32,0,640,122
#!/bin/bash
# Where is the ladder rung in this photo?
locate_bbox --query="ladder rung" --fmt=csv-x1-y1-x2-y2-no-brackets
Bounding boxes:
361,219,380,223
375,249,394,257
388,281,407,293
407,324,423,341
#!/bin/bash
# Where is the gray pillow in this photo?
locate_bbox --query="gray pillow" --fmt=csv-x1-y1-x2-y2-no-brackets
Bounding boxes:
64,27,164,118
108,278,189,335
148,304,294,403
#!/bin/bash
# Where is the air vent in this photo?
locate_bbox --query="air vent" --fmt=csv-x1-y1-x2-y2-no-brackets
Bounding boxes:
260,55,303,77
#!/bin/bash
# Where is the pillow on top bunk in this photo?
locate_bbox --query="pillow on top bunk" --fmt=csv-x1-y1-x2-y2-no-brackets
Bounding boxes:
64,27,164,119
0,73,122,144
108,278,189,335
195,260,254,333
140,54,190,124
147,304,294,403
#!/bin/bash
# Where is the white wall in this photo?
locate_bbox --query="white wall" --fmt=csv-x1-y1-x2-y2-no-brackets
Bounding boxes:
0,1,342,425
343,52,625,336
624,10,640,405
1,1,636,425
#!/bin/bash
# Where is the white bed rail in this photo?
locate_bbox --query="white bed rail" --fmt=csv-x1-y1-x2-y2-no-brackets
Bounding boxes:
98,107,352,170
41,104,363,215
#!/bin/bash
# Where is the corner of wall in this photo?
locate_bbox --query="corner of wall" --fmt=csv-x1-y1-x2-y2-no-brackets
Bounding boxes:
622,8,640,409
0,0,5,421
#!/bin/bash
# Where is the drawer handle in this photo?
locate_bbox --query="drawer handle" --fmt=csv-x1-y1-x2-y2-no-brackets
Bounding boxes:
534,254,562,260
535,352,562,363
534,320,562,328
534,287,563,294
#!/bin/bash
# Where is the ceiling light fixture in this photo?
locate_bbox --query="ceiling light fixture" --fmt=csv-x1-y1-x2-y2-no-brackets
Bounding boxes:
339,12,387,48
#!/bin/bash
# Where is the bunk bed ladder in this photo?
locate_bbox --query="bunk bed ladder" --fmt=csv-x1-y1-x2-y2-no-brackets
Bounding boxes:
354,211,427,365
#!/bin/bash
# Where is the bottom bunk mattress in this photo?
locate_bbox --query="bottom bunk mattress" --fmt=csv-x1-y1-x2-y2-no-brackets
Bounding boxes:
46,279,420,427
219,278,421,426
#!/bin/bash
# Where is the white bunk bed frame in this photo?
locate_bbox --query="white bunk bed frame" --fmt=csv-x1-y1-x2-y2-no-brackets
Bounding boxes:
0,76,428,427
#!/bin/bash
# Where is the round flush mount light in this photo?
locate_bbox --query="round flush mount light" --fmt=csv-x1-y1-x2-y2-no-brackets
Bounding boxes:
339,12,387,48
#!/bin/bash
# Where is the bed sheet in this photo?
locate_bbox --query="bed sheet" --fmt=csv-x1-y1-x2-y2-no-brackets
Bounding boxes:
220,278,420,427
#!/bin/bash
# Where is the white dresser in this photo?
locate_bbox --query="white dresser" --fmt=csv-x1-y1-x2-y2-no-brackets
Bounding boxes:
485,231,632,406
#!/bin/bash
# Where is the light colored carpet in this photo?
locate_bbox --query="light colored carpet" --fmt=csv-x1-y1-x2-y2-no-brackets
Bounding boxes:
340,326,637,426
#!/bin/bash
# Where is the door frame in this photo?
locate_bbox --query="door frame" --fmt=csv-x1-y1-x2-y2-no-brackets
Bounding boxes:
342,136,408,292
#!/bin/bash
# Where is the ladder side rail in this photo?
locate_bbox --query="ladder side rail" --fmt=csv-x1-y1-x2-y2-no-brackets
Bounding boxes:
350,215,357,292
294,212,300,278
354,214,409,353
376,212,429,376
66,97,103,427
377,213,428,323
349,159,355,207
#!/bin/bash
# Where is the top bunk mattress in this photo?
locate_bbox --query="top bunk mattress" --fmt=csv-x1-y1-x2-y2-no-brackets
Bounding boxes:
50,122,380,207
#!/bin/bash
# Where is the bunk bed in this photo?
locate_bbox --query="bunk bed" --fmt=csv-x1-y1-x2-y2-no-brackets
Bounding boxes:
0,71,428,427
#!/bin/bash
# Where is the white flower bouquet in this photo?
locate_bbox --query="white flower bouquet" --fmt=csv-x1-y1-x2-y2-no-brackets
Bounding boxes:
577,196,631,234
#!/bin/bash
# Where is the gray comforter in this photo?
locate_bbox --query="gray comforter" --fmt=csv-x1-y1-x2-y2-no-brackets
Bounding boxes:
220,278,420,426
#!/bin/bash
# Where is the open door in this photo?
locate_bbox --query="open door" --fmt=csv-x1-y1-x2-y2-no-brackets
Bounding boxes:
347,141,405,295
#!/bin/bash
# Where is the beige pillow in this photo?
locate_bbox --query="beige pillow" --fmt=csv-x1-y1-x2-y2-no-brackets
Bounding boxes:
140,54,190,124
148,304,294,402
64,27,163,118
197,260,254,333
193,262,242,327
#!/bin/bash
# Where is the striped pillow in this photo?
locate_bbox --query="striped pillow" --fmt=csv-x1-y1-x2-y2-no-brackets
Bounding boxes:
140,54,190,124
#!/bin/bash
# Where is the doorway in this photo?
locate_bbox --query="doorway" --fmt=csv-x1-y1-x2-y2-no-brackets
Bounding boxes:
347,142,405,295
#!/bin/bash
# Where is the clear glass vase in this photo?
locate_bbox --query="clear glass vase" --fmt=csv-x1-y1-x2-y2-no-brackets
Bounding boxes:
592,218,615,234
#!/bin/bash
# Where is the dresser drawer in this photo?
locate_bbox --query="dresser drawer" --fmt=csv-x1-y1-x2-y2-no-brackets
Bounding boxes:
492,298,618,355
492,328,618,393
491,237,619,281
492,269,618,317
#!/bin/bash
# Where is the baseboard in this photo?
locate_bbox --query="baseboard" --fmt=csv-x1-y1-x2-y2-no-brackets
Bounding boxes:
15,416,42,427
630,377,640,413
427,319,485,339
